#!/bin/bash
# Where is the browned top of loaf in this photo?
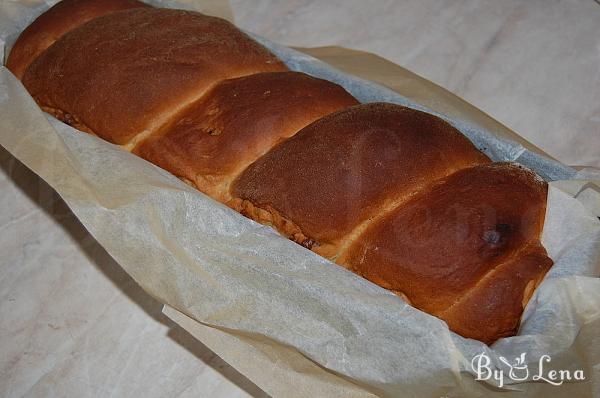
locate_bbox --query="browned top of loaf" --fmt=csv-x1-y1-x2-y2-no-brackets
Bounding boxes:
340,163,552,343
133,71,359,201
21,7,287,145
6,0,150,79
232,103,491,256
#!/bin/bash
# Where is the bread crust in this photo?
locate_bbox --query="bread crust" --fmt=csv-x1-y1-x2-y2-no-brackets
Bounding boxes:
22,7,287,144
7,0,150,79
339,163,551,343
133,71,358,202
232,103,491,258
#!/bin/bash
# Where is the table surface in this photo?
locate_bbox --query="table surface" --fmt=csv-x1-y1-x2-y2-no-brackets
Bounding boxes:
2,1,599,397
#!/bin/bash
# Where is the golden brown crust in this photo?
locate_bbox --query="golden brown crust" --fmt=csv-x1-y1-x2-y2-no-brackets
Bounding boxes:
439,244,552,344
133,71,358,202
232,103,491,258
11,5,554,345
21,7,287,145
340,163,551,343
6,0,151,79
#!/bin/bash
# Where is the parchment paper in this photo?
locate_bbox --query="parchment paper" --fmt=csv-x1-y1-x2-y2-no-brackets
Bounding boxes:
1,1,599,397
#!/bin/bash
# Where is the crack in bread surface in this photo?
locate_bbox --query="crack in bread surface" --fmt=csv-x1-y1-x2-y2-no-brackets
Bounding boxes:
41,105,96,135
333,163,477,261
228,198,317,250
227,161,485,263
122,81,223,151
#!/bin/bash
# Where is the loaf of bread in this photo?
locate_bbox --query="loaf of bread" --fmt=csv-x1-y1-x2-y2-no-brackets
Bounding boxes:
7,0,554,344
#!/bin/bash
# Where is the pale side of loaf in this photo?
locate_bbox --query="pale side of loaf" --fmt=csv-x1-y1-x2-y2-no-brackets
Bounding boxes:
7,0,554,345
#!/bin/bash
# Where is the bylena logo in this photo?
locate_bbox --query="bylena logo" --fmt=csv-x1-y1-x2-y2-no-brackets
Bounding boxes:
471,352,585,388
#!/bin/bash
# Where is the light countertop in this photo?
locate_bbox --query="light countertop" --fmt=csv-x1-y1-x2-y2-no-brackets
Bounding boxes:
1,1,598,397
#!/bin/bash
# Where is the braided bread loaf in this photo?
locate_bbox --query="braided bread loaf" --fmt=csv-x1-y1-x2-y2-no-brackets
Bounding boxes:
7,0,553,344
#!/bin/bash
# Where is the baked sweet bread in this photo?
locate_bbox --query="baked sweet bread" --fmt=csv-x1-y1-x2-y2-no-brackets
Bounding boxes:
7,0,553,344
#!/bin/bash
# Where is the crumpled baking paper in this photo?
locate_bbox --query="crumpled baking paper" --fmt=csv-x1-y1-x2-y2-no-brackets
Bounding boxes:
1,1,599,397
